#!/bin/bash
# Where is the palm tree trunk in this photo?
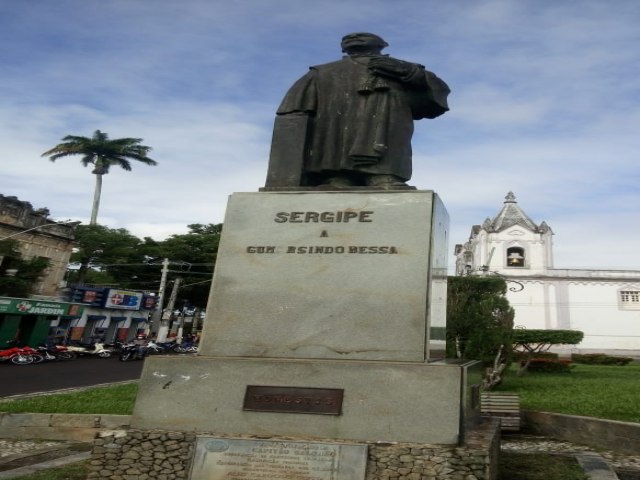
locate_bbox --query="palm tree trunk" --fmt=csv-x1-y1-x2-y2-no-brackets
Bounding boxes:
78,172,103,284
90,173,102,225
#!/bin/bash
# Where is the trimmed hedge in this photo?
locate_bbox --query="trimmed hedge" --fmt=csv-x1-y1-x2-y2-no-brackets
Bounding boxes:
524,358,573,373
572,353,634,366
512,329,584,345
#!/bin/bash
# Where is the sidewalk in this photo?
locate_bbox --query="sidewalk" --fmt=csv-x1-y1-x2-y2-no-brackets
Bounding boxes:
0,439,91,479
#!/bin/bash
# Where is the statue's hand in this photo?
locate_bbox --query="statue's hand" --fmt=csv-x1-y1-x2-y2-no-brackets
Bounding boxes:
368,57,417,80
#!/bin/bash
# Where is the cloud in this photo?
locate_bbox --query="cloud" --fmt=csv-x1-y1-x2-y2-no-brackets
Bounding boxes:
1,0,638,272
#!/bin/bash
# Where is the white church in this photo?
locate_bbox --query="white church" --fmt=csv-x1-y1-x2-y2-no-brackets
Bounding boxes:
454,192,640,355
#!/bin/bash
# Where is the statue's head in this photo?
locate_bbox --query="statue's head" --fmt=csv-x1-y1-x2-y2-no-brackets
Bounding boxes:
341,32,388,54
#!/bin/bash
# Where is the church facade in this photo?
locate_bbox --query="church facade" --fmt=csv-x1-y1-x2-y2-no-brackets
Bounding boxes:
454,192,640,354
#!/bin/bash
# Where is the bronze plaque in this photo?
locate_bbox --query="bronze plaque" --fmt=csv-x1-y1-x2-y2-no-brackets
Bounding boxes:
243,385,344,415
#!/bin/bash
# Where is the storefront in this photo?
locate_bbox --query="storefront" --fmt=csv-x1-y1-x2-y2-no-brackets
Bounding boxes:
65,287,157,344
0,296,85,347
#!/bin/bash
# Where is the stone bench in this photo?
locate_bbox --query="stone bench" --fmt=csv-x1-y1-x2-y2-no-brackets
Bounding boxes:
481,392,521,432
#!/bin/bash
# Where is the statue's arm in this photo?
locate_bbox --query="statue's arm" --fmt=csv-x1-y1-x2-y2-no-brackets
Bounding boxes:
369,57,450,119
408,69,450,120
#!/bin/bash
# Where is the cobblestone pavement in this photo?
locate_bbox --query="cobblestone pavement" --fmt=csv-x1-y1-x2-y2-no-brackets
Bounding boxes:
502,434,640,471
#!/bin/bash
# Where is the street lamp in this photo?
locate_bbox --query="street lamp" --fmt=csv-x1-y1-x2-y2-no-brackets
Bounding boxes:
0,219,81,241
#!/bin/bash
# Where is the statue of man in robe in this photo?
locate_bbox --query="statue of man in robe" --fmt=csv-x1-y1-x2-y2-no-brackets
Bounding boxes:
265,33,450,188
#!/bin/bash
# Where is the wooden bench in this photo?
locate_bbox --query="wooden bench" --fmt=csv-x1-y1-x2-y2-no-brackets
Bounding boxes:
480,392,521,432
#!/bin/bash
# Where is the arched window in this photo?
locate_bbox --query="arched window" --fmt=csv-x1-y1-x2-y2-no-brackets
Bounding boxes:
506,247,525,267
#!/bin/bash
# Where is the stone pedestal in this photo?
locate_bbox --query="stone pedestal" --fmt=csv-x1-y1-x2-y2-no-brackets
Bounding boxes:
106,190,497,479
200,190,447,362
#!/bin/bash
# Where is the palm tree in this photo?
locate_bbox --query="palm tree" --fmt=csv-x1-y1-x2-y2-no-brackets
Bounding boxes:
42,130,157,225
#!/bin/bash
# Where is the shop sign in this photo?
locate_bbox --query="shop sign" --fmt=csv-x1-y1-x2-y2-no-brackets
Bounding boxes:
0,297,85,316
103,289,143,310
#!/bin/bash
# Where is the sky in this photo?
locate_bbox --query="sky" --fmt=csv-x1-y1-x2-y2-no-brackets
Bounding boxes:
1,0,639,272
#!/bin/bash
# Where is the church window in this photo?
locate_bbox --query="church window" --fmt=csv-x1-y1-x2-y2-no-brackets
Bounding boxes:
619,290,640,310
620,290,640,303
506,247,525,267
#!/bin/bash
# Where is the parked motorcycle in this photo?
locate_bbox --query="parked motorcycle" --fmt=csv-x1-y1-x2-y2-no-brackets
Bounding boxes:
0,341,43,365
66,342,112,358
119,343,149,361
36,344,75,361
173,340,198,354
145,340,173,354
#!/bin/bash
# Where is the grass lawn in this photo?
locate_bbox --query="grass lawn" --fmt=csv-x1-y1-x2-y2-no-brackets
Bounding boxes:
498,452,588,480
0,383,138,415
495,363,640,423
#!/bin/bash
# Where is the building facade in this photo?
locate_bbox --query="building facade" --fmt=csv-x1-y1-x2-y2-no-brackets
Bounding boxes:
455,192,640,354
0,194,86,347
0,194,158,347
0,194,77,298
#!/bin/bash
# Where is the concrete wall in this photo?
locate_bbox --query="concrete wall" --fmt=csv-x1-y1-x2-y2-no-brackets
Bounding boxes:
523,410,640,456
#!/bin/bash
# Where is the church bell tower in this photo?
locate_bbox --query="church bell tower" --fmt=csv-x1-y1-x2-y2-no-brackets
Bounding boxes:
455,192,554,276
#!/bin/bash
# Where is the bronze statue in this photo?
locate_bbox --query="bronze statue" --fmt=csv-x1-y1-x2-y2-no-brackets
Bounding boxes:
266,33,450,188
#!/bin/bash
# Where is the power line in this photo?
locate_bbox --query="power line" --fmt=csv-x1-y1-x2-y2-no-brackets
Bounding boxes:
181,279,212,288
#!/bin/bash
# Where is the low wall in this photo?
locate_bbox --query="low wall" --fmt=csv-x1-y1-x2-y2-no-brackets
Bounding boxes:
523,410,640,456
87,419,500,480
0,412,131,443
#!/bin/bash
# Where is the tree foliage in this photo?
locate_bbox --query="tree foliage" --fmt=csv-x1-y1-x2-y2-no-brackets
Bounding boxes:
68,224,149,286
42,130,156,175
446,276,515,364
0,240,50,297
42,130,157,225
68,223,222,309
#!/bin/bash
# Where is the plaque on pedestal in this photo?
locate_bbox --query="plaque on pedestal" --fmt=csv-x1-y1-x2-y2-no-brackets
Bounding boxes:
190,437,367,480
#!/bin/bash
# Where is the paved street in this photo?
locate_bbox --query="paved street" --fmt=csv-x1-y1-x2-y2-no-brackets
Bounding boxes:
0,356,144,397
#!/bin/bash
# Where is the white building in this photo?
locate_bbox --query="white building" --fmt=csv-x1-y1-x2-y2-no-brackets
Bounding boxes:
454,192,640,354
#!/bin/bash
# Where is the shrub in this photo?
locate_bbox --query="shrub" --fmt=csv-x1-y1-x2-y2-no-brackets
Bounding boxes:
524,358,573,373
572,353,634,366
512,329,583,376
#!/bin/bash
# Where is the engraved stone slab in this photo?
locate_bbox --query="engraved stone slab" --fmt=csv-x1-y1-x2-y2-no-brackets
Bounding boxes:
189,437,367,480
199,191,448,362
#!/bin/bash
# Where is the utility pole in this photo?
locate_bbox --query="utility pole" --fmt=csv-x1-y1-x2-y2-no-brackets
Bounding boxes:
157,276,181,342
151,258,169,340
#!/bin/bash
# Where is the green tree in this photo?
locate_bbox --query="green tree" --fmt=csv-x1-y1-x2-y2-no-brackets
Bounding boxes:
446,276,515,364
0,240,50,297
42,130,157,225
68,224,150,286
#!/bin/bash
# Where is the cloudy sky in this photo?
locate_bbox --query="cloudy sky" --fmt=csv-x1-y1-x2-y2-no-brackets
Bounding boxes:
1,0,638,272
